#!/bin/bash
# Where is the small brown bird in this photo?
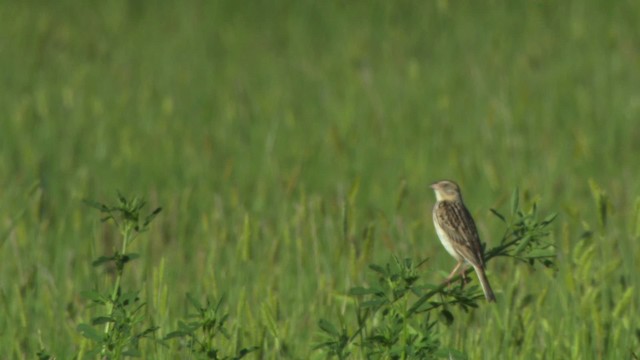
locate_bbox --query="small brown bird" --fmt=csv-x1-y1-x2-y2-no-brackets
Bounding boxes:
430,180,496,302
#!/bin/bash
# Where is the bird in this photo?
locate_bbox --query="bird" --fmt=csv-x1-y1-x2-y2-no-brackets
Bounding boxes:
430,180,496,302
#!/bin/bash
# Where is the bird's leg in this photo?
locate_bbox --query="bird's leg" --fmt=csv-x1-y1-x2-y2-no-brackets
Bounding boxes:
443,261,464,286
459,265,470,287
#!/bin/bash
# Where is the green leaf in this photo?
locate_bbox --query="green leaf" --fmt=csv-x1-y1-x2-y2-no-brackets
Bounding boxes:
409,286,426,297
92,255,114,267
526,248,556,259
438,309,454,326
36,349,54,360
348,287,379,296
100,215,114,223
91,316,113,325
362,299,387,308
489,208,506,223
186,293,202,311
214,294,227,314
541,212,558,226
178,320,199,332
368,264,387,275
80,290,106,303
117,191,127,206
83,199,110,212
513,234,532,255
122,253,140,264
510,187,519,215
138,326,159,338
318,319,340,337
119,291,140,306
77,323,104,343
237,346,259,359
84,347,103,358
143,207,163,227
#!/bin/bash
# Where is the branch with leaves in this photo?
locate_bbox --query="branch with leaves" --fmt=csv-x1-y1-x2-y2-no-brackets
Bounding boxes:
315,189,557,359
164,294,258,359
77,193,162,358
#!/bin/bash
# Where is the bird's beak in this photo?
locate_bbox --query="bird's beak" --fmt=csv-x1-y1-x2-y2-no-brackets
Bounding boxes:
429,182,438,190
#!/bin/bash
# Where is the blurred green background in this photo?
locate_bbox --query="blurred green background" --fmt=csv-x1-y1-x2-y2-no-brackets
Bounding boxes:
1,0,639,358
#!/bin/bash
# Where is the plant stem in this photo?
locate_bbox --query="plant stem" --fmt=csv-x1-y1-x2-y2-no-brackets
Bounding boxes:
101,221,134,353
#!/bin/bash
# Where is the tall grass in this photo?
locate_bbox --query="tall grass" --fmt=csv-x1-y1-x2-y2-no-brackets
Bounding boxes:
1,0,639,358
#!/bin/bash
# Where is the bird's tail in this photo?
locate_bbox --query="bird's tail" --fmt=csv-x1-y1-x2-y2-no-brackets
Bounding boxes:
473,265,496,302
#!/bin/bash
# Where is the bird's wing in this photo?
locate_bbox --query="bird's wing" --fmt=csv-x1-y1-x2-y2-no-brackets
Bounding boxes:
435,201,486,268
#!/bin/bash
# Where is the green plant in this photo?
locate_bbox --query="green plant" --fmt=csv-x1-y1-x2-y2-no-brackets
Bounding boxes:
316,189,557,359
77,193,162,358
165,294,258,359
486,188,557,268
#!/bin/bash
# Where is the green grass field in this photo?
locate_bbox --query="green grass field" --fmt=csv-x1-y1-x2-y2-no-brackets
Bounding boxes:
1,0,639,358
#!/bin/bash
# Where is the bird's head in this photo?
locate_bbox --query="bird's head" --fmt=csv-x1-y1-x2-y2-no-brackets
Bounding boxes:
430,180,463,202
